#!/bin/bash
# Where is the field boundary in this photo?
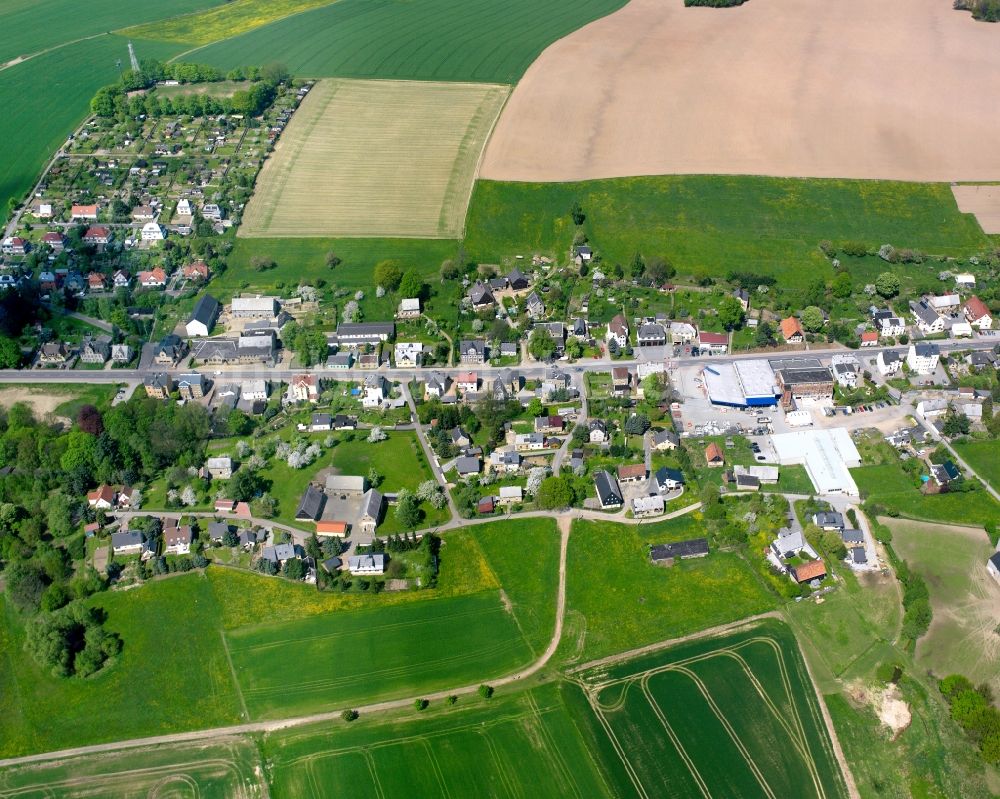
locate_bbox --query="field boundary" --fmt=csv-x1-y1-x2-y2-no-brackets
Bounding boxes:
219,631,249,720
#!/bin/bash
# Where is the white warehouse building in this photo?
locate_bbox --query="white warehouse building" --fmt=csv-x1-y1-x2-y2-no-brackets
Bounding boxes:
770,428,862,496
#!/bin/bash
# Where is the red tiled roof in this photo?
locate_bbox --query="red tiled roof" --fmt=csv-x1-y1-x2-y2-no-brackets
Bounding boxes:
617,464,647,480
791,560,827,583
699,331,728,345
965,296,990,320
780,316,804,340
316,521,349,535
705,442,724,463
861,330,879,342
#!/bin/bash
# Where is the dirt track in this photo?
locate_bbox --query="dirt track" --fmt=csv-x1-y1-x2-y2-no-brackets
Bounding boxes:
481,0,1000,182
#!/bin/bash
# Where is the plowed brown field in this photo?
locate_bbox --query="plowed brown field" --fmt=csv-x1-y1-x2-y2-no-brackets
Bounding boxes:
481,0,1000,182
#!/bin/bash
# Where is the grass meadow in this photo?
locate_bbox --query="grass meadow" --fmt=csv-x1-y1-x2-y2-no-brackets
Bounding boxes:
852,463,1000,528
0,0,215,62
464,177,989,288
0,35,183,226
121,0,336,46
0,574,242,758
574,619,848,799
886,518,1000,696
225,591,535,718
264,682,622,798
189,0,627,84
240,79,509,238
562,519,777,663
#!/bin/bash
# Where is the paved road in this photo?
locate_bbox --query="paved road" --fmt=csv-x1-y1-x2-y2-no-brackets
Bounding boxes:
0,337,992,386
400,381,461,520
67,311,113,333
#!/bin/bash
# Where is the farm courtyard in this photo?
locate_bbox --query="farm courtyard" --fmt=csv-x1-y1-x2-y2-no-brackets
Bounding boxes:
239,78,509,238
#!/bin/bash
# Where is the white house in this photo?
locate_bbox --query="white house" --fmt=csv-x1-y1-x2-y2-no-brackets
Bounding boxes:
289,374,320,403
879,317,906,338
362,375,387,408
910,300,945,335
632,494,665,518
455,371,478,393
606,314,629,348
241,380,269,401
176,198,192,216
876,350,902,376
394,341,423,368
348,553,385,575
164,525,193,555
397,297,421,318
950,320,973,338
928,293,960,311
964,296,993,329
833,361,859,389
140,222,165,242
907,343,940,375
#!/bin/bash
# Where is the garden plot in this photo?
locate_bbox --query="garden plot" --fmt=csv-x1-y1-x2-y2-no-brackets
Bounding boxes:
239,78,509,238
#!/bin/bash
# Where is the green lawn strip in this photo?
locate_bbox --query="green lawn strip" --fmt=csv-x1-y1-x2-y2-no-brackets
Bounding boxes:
952,438,1000,492
472,518,560,656
224,591,534,718
264,681,617,798
190,0,627,84
762,464,815,495
465,177,988,289
0,573,241,758
562,519,777,663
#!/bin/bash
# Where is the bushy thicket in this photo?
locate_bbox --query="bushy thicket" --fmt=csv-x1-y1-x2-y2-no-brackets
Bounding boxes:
939,674,1000,764
955,0,1000,22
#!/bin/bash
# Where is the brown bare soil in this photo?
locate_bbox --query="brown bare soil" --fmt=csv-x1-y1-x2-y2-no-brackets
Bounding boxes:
482,0,1000,182
952,185,1000,233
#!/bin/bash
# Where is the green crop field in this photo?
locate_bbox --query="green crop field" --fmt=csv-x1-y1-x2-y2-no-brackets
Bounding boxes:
121,0,336,46
239,79,509,238
0,737,266,798
886,518,1000,695
563,520,776,663
264,682,623,798
853,463,1000,528
0,574,241,758
464,177,990,288
0,35,183,226
185,0,627,84
573,619,849,799
225,591,535,718
0,0,217,63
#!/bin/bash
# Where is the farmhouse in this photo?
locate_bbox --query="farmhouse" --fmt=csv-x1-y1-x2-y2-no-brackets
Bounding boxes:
964,296,993,329
397,297,421,319
617,463,647,484
358,489,384,533
780,317,804,343
295,485,327,521
790,560,828,584
205,457,233,480
654,467,685,493
594,470,623,509
705,442,724,467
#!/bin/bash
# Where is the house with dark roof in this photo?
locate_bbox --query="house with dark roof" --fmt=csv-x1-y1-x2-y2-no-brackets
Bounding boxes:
459,339,487,364
812,511,845,531
467,281,495,309
294,484,326,521
359,489,384,532
594,470,623,509
507,267,529,291
987,551,1000,586
637,322,667,347
655,467,685,493
186,294,220,337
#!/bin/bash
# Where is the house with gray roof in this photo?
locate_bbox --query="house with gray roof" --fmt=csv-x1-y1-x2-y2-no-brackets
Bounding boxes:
186,294,220,337
359,489,384,532
295,484,326,521
594,470,623,509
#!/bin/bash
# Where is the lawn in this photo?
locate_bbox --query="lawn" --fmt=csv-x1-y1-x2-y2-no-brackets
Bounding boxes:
573,619,848,799
239,79,509,238
216,236,458,299
0,382,120,420
0,35,184,226
464,177,989,289
0,737,265,797
853,463,1000,528
952,438,1000,492
264,681,622,798
886,518,1000,696
562,519,776,663
0,573,242,758
0,0,217,62
225,590,535,718
763,463,815,495
121,0,335,46
188,0,628,84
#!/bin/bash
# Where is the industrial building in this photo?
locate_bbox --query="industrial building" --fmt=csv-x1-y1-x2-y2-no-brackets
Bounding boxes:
770,429,862,496
770,357,834,408
703,359,779,407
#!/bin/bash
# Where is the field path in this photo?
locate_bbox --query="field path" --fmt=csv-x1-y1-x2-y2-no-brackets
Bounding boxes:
0,519,571,770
